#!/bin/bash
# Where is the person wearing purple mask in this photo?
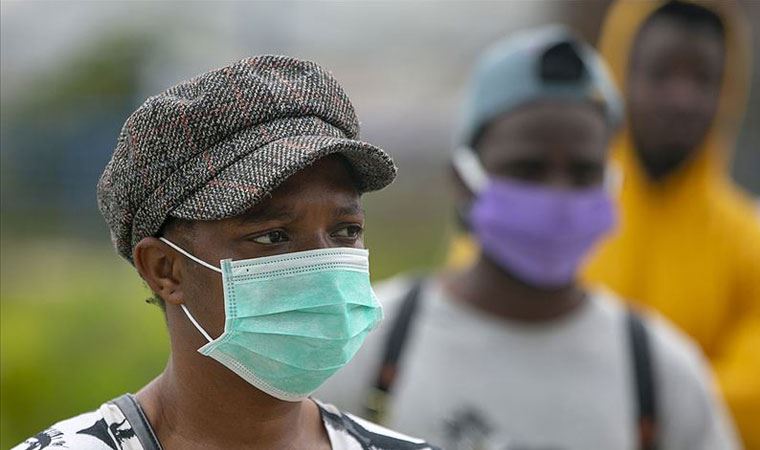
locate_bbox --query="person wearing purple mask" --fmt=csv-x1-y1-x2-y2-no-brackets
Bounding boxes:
318,26,739,450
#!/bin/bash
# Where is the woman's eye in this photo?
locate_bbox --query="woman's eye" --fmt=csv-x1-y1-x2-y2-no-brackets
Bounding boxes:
252,230,289,244
333,225,363,239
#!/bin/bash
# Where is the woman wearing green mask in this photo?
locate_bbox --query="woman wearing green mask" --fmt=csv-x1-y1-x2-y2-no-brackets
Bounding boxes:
13,56,439,450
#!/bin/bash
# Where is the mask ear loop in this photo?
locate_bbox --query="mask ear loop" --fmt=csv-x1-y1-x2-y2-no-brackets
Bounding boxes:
159,237,222,273
180,304,213,343
158,237,218,343
451,146,490,231
452,147,488,195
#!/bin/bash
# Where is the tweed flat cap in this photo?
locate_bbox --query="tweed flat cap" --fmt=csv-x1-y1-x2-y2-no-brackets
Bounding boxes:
97,55,397,262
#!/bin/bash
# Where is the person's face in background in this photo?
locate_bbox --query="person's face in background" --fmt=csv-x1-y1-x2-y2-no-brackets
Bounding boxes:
457,101,612,290
474,101,610,191
627,15,725,179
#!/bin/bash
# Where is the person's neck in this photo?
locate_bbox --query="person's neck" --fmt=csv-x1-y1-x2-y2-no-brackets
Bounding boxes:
445,255,587,322
136,347,327,449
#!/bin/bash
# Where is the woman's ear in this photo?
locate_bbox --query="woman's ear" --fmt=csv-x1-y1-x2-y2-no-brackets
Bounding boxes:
133,237,185,306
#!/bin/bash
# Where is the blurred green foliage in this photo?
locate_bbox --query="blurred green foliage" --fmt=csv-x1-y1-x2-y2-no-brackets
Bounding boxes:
11,33,150,119
0,240,169,448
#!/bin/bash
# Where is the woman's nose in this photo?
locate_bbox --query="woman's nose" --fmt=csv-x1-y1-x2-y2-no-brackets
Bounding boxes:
291,231,336,253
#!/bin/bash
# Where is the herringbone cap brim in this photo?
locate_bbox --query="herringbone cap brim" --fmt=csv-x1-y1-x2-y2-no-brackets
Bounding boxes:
97,56,396,263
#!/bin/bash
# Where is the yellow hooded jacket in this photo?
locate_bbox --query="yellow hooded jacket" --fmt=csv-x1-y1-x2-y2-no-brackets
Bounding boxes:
583,1,760,447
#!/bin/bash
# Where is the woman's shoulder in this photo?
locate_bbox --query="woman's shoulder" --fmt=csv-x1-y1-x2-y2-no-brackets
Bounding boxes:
12,399,144,450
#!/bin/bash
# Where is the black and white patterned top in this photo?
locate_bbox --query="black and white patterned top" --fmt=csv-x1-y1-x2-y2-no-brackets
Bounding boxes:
13,394,440,450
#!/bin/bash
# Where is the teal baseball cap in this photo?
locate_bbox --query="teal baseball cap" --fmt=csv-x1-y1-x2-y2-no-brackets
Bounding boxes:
459,24,623,147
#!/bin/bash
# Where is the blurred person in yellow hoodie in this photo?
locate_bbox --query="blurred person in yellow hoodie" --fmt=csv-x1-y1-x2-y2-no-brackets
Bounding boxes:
583,1,760,447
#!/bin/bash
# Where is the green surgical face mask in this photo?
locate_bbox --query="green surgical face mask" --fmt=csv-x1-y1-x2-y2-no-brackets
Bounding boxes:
159,237,383,401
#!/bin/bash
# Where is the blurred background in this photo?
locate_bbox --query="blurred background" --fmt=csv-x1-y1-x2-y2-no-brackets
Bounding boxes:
1,1,758,447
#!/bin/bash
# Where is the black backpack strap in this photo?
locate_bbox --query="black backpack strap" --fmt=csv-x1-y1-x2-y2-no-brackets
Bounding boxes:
627,309,658,450
365,278,425,423
112,394,164,450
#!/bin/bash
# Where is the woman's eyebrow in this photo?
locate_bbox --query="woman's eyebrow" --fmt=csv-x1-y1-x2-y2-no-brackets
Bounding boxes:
334,203,364,218
236,204,295,225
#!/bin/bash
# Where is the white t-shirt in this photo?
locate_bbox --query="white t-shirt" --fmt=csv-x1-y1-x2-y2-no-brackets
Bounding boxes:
318,276,741,450
12,394,439,450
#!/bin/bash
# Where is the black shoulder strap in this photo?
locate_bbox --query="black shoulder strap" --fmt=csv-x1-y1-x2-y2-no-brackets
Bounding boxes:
112,394,163,450
627,309,658,450
365,278,425,423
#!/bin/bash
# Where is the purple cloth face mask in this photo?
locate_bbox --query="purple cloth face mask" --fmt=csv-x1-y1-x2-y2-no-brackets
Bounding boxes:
469,177,616,289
